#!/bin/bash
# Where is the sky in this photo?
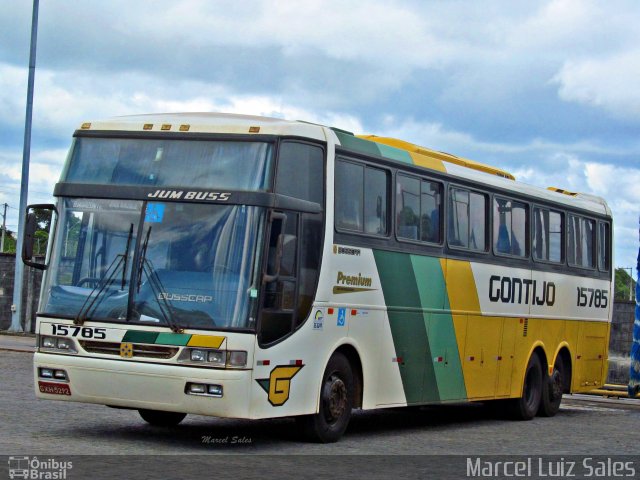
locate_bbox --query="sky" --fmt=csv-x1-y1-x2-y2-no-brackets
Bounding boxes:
1,0,639,274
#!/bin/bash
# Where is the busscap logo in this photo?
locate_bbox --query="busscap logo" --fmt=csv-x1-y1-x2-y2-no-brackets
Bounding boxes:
8,456,73,479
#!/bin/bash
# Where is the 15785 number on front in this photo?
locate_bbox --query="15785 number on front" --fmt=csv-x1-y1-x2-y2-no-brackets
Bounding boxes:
51,324,106,339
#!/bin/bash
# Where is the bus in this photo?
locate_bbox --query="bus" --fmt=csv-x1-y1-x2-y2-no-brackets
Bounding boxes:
25,113,613,443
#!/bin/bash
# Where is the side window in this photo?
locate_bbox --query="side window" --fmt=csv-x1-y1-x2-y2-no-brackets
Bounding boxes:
568,214,595,269
335,159,389,236
295,214,323,328
532,207,563,263
493,197,528,257
275,142,323,204
364,167,388,235
335,160,364,231
260,208,324,345
598,222,611,272
448,187,486,251
260,212,298,345
396,174,442,243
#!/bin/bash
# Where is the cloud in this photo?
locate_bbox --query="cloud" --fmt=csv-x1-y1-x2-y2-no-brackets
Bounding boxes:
553,50,640,119
1,0,640,273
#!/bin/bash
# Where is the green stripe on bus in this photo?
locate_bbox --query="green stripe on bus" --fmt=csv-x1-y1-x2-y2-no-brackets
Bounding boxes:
373,250,439,404
334,131,383,156
410,255,467,401
122,331,159,344
154,332,192,346
375,143,413,164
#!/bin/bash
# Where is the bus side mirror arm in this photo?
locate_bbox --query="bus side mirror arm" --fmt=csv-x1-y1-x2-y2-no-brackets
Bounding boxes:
263,211,287,284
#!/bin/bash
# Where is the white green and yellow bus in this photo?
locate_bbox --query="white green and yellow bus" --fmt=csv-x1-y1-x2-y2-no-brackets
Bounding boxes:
26,113,613,442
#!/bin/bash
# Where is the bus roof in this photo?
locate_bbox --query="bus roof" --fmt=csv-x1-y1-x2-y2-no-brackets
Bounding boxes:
76,112,611,217
331,130,610,217
77,112,329,142
357,135,516,180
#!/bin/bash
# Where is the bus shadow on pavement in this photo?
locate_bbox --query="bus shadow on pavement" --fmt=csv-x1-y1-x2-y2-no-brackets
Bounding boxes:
67,401,529,449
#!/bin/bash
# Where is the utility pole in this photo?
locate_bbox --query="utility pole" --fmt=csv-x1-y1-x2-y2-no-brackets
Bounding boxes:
10,0,39,332
0,203,7,253
623,267,634,302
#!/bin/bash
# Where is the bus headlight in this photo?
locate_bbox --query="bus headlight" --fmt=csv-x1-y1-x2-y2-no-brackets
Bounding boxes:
189,349,207,362
39,335,78,354
178,348,247,368
207,350,226,366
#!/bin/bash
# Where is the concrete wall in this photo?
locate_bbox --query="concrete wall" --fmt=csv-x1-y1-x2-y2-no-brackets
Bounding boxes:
607,300,635,384
0,253,43,332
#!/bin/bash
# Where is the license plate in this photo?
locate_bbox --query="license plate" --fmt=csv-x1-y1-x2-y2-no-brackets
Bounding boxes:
38,381,71,396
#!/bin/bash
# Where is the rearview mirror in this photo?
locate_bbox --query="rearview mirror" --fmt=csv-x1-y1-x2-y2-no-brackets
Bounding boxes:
22,204,57,270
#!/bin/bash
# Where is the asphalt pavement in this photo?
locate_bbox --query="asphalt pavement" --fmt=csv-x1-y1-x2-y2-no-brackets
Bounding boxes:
0,332,35,352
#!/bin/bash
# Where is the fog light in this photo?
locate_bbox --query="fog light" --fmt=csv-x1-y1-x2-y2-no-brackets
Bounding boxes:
207,350,225,365
190,349,206,362
42,337,57,349
54,370,68,380
207,384,223,396
227,351,247,368
187,383,206,394
39,368,54,378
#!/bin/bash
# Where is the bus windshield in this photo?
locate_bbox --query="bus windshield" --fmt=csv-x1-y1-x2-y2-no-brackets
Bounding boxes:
42,198,264,330
63,137,273,190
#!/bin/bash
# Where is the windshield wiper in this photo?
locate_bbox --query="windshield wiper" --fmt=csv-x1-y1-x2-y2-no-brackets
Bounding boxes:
136,226,152,293
121,223,134,290
138,257,184,333
134,226,183,333
74,254,124,325
75,223,134,325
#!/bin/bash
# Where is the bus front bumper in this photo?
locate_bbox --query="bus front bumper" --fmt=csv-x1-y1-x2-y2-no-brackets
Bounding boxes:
34,352,252,418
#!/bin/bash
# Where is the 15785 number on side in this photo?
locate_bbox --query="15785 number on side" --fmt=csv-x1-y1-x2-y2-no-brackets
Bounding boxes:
576,287,608,309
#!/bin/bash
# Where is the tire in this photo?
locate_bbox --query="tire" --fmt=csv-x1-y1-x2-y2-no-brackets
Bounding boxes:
138,409,187,427
297,352,354,443
508,354,543,420
538,357,565,417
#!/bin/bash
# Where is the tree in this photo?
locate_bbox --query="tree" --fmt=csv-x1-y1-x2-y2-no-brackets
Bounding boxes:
614,268,636,301
1,228,16,253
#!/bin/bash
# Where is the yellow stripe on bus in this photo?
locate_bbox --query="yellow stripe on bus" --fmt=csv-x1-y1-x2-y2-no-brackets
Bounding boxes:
187,335,225,349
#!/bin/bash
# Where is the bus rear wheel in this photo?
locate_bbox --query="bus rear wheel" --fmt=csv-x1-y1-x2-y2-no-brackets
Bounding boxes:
538,357,565,417
298,352,354,443
508,354,542,420
138,409,187,427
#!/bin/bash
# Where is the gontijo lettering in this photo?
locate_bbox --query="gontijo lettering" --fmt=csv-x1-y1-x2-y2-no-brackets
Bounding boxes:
488,275,556,306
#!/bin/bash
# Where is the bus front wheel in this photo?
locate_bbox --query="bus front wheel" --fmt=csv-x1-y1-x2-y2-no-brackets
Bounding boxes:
508,354,542,420
298,352,354,443
138,409,187,427
538,357,565,417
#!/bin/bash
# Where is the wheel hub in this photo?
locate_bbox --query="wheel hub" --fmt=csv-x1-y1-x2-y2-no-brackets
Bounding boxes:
550,370,563,400
324,374,347,422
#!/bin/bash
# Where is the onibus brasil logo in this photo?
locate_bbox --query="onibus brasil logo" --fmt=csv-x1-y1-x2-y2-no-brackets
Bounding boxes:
8,456,72,479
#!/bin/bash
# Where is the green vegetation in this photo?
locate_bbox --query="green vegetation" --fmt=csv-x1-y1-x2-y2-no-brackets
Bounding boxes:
0,206,51,255
0,228,16,253
615,267,637,301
